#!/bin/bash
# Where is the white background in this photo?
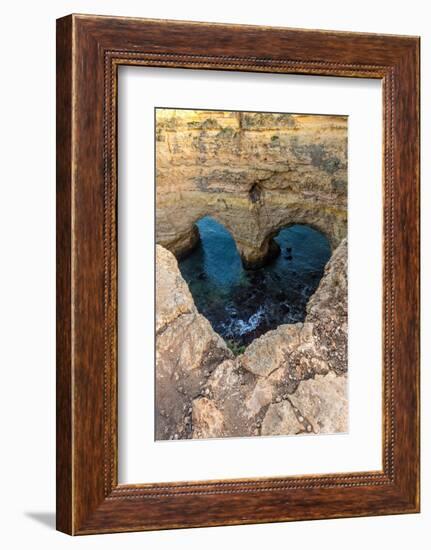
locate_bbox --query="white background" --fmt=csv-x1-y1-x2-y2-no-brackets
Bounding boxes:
119,68,382,483
0,0,428,548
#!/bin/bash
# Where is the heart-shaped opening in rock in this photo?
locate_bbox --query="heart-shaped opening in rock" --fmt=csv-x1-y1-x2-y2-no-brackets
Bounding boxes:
179,216,331,355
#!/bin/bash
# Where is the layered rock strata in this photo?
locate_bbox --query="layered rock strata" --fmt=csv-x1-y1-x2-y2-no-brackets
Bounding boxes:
156,109,347,268
155,239,348,440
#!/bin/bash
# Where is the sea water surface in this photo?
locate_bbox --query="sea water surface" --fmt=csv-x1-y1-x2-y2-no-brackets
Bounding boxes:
179,217,331,350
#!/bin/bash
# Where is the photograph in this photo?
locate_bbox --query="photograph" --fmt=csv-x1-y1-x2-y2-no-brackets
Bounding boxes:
0,1,423,544
155,108,348,440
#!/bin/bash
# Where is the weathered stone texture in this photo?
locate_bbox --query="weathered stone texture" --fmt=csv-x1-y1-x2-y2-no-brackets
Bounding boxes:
156,109,348,267
155,240,348,440
155,245,233,440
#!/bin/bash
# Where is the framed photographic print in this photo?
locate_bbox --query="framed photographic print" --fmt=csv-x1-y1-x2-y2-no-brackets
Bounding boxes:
56,14,420,534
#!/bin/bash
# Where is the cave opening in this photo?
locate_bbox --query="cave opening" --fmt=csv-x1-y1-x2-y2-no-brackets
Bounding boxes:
249,182,262,204
178,216,331,355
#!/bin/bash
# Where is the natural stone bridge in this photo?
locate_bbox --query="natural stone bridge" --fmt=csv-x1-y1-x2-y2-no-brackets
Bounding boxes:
156,109,347,268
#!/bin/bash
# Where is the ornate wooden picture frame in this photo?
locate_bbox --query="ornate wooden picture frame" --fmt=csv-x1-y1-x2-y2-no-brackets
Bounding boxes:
56,14,420,534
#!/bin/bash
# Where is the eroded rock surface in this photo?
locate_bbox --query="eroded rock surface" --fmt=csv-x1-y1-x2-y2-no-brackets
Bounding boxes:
156,110,347,267
155,240,348,440
155,245,233,440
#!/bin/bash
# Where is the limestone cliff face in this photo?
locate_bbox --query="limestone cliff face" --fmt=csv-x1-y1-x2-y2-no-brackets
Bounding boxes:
155,240,348,440
156,109,347,267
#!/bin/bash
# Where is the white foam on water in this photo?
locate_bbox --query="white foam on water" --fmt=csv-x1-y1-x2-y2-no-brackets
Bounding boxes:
221,305,267,337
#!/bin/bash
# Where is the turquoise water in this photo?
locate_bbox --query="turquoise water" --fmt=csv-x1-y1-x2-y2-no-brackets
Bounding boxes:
179,217,331,347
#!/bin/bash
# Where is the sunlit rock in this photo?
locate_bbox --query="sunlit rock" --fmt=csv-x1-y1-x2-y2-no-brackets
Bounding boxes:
156,109,347,268
155,241,348,440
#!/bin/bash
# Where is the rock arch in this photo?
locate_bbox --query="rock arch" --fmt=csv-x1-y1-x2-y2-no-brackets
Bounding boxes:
156,109,347,268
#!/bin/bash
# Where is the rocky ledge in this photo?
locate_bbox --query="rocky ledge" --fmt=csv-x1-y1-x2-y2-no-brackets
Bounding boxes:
155,239,348,440
156,110,347,268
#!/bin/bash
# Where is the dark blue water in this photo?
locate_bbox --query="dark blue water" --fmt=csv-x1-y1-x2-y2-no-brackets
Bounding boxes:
179,217,331,350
